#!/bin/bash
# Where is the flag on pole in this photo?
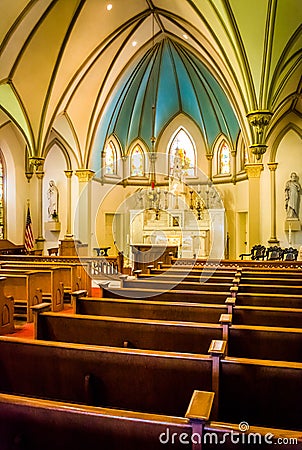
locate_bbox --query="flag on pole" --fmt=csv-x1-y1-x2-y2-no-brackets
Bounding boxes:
25,205,34,252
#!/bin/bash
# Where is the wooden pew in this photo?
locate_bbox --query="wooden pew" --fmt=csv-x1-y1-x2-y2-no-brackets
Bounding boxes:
1,393,300,450
74,295,226,324
226,324,302,362
232,305,302,328
122,278,235,292
240,272,302,285
220,356,302,432
73,294,302,328
0,276,14,334
135,271,238,283
0,268,63,316
100,285,234,304
0,336,213,417
0,337,301,437
33,306,222,354
238,283,302,295
33,305,302,362
148,266,239,278
0,393,195,450
0,271,43,322
236,292,302,309
1,261,91,298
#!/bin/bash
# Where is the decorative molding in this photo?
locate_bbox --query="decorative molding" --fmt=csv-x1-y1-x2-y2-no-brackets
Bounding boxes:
75,169,95,182
64,170,73,178
246,110,273,160
249,144,267,160
29,157,45,170
36,171,44,180
245,163,264,178
246,110,273,135
267,162,278,171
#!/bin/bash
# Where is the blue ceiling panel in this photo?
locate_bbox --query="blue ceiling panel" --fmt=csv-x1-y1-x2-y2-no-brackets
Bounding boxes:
91,37,240,174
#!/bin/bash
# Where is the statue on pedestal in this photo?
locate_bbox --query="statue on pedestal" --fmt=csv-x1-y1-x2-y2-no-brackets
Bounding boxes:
47,180,59,220
285,172,301,219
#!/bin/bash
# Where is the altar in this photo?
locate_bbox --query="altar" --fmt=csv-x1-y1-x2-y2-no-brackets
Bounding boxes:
128,180,225,268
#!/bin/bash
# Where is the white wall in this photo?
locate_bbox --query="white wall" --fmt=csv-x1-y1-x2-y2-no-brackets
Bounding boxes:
0,123,29,245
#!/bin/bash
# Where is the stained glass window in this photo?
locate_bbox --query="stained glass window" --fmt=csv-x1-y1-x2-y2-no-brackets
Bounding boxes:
0,152,4,239
104,141,116,175
219,142,231,174
169,129,195,177
130,145,144,177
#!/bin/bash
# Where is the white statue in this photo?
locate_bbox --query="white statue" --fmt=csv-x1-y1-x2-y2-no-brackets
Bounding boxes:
47,180,59,219
285,172,301,219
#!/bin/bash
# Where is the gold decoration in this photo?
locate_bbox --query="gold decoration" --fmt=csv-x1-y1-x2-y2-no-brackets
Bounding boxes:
267,162,278,172
75,169,95,182
249,144,267,160
245,163,263,178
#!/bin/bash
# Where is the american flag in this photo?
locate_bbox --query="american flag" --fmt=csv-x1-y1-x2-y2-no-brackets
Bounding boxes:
24,206,34,252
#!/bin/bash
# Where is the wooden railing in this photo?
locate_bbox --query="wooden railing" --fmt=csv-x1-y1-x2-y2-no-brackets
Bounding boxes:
0,252,125,278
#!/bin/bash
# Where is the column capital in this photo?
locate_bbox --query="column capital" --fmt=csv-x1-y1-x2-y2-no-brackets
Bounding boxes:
205,153,213,161
246,110,273,130
29,157,45,170
267,162,278,172
64,170,73,178
36,171,45,180
75,169,95,182
245,163,263,179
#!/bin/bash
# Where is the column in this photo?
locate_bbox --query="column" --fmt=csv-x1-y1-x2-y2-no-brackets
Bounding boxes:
206,154,213,180
267,162,279,244
29,157,45,251
64,170,73,239
245,163,263,248
231,150,236,184
75,169,95,254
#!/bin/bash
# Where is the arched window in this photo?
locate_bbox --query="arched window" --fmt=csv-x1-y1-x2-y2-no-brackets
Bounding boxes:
169,128,195,177
0,151,4,239
130,145,144,177
104,141,117,175
218,141,231,174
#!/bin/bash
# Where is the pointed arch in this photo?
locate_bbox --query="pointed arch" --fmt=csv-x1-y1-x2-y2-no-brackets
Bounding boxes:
270,123,302,162
168,127,196,177
104,140,117,176
130,143,145,177
213,135,231,175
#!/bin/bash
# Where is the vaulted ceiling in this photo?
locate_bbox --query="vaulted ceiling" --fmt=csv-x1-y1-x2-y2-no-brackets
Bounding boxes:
0,0,301,168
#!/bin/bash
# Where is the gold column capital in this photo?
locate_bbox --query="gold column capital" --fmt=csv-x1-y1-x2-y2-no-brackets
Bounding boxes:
75,169,95,182
36,171,45,180
64,170,73,178
205,153,213,161
267,162,278,172
246,110,273,130
245,163,264,179
29,157,45,170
